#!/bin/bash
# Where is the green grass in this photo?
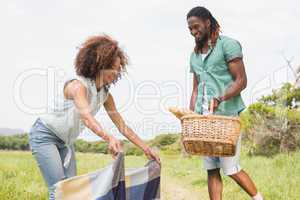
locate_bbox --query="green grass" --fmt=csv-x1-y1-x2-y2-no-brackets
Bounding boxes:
161,150,300,200
0,150,300,200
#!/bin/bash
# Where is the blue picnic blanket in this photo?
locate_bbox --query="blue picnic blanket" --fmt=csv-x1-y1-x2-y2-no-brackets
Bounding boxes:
54,153,160,200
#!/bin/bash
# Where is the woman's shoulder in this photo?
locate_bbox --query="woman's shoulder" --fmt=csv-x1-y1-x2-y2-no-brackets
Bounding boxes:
64,75,93,90
63,75,94,99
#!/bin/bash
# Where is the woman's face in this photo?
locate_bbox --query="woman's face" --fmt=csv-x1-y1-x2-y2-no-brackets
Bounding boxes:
100,56,122,85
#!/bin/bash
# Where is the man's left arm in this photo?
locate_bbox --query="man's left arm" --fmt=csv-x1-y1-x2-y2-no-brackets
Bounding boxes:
220,58,247,101
211,58,247,111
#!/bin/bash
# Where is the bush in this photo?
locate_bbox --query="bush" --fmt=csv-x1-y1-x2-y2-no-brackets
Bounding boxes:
0,133,181,159
0,134,29,150
161,137,182,155
123,143,144,156
240,82,300,156
148,134,179,150
74,140,108,154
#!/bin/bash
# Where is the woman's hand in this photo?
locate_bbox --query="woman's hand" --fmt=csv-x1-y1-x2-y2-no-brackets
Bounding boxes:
143,146,161,164
107,135,123,158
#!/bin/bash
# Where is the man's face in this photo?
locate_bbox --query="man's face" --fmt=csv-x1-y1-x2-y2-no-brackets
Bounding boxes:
187,16,210,44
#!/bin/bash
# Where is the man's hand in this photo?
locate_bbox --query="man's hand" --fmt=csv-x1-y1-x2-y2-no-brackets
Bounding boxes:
209,97,222,113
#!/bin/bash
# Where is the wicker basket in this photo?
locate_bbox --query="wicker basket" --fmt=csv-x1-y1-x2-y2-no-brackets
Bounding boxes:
169,107,241,157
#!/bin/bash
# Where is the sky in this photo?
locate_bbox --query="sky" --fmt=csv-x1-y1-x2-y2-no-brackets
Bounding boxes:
1,0,299,140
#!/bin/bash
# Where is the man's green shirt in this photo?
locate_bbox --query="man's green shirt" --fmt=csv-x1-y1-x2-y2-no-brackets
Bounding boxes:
190,35,246,116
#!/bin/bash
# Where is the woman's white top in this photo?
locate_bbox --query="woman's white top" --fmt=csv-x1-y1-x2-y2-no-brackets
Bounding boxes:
39,75,109,167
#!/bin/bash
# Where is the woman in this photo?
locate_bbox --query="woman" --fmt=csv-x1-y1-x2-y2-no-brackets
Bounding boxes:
29,35,160,199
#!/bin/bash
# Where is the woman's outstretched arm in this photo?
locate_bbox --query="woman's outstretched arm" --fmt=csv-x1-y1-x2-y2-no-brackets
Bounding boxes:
104,93,160,164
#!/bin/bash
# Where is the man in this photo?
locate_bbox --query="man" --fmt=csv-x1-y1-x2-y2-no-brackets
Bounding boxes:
187,6,263,200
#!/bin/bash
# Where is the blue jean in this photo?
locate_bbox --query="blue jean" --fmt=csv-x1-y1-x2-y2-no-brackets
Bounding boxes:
29,118,77,200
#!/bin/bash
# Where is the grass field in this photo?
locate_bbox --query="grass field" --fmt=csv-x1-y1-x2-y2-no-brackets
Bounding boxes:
0,150,300,200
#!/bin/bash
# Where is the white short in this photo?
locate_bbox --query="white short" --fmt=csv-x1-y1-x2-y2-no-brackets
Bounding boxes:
202,134,242,176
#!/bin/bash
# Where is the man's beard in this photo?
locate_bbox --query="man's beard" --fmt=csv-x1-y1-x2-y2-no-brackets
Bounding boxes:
195,32,209,50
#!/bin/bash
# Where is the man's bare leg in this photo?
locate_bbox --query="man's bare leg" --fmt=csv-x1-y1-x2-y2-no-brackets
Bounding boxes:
207,168,222,200
228,170,258,197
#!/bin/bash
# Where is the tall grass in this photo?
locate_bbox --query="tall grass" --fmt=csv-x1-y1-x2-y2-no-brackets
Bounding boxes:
0,150,299,200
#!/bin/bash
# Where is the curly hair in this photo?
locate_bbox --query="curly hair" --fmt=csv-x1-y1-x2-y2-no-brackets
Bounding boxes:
75,34,128,82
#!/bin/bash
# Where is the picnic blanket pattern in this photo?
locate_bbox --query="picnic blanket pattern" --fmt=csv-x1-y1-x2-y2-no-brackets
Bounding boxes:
54,153,160,200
